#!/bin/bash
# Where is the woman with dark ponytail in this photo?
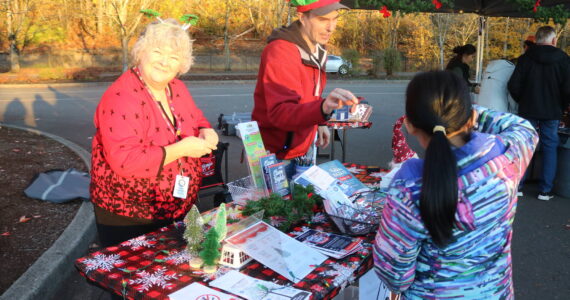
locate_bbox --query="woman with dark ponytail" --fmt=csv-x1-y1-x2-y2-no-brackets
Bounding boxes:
373,71,538,299
446,44,480,94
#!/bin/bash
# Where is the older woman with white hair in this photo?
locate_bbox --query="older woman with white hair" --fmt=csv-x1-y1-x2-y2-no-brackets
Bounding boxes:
90,18,218,247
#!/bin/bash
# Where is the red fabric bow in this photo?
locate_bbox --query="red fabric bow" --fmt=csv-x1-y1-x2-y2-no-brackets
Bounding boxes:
533,0,541,13
432,0,442,10
379,5,391,18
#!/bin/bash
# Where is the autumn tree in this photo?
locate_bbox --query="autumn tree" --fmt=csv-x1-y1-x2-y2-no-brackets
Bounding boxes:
1,0,38,72
109,0,155,72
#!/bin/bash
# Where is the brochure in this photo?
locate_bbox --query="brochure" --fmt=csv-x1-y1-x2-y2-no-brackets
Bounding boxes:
259,153,278,193
294,229,363,259
236,121,268,192
168,282,238,300
267,162,290,198
225,221,326,283
210,270,311,300
318,160,370,198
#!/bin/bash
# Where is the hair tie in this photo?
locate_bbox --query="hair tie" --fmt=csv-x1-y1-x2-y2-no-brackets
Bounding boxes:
433,125,446,135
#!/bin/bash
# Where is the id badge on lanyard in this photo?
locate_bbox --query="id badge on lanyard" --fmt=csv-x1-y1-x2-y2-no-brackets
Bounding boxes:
133,67,190,199
173,174,190,198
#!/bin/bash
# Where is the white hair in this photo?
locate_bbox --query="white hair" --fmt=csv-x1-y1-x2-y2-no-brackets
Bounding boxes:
131,18,194,74
536,26,556,44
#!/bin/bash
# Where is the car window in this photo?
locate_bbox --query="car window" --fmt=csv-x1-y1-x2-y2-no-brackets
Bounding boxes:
328,56,340,61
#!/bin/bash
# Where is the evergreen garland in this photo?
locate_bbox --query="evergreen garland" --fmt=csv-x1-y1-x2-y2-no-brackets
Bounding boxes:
507,0,570,25
183,206,204,256
242,184,322,231
353,0,452,14
353,0,569,25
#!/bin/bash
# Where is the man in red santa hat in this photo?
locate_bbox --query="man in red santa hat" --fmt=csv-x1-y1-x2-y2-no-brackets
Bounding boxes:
252,0,358,178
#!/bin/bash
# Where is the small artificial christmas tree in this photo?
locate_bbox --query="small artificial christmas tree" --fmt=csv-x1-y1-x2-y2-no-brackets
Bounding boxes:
213,205,227,243
199,228,221,273
183,205,205,268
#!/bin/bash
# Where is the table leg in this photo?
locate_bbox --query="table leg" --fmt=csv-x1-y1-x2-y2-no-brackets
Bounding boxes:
331,129,336,160
342,128,347,163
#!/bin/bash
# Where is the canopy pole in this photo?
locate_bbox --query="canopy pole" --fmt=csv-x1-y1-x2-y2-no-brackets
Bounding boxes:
476,16,487,83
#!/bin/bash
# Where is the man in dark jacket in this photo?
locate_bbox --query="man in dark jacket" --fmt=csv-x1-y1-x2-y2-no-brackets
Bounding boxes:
508,26,570,200
253,0,357,178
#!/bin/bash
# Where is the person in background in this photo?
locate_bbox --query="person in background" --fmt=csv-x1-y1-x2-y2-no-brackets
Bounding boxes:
508,25,570,200
476,59,516,113
446,44,480,94
252,0,358,179
373,71,538,299
523,39,536,52
90,19,218,248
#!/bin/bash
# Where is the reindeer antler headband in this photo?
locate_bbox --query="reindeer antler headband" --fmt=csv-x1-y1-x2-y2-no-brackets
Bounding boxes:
140,9,199,30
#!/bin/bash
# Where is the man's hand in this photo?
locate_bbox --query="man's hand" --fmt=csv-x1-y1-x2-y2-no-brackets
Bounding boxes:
199,128,219,149
317,125,331,148
322,88,358,115
473,85,481,94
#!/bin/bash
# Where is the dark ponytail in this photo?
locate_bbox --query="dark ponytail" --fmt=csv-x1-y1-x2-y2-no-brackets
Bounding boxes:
446,44,476,70
405,71,472,247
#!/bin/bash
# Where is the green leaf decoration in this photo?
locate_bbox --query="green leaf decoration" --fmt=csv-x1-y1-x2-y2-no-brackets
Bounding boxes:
140,9,161,18
180,14,199,26
288,0,319,6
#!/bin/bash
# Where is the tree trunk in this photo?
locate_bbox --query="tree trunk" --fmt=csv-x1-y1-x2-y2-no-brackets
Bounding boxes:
121,35,129,72
503,18,510,58
439,42,445,70
223,0,231,72
6,2,20,73
97,0,104,34
9,41,21,73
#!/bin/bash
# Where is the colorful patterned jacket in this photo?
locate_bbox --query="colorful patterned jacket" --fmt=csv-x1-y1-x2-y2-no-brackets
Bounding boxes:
90,69,211,220
373,106,538,299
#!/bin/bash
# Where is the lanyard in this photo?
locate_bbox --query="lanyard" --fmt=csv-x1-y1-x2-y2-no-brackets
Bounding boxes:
132,67,185,175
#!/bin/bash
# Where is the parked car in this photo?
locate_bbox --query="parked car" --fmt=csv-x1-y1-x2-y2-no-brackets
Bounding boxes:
325,55,352,75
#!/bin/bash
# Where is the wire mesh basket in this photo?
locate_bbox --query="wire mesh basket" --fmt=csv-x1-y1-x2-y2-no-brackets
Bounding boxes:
227,176,264,206
327,213,379,236
325,190,384,236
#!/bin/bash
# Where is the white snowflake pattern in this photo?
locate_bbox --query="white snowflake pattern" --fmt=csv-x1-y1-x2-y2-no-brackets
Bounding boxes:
369,172,386,178
323,263,357,288
128,267,178,292
345,167,363,174
165,250,191,265
192,266,232,282
311,213,327,224
122,236,156,251
82,253,125,273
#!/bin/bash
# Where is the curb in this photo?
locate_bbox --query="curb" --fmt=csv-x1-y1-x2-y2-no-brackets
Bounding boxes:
0,124,96,300
1,76,412,88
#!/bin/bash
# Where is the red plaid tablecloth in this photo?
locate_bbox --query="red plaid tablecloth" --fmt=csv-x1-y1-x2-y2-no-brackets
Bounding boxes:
325,121,372,130
76,165,384,300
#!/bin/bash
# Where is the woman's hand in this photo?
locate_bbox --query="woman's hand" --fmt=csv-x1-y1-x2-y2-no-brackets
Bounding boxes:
199,128,219,149
182,136,217,158
164,136,217,165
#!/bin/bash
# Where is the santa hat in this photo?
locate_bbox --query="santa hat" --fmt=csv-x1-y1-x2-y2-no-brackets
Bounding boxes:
288,0,349,16
392,115,417,164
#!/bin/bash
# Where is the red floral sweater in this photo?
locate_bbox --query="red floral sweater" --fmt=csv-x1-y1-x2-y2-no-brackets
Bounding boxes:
90,69,211,220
